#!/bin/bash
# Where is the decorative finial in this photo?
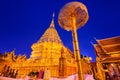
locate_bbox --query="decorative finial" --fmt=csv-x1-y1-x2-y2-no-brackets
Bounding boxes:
94,37,99,43
11,48,15,53
13,48,16,51
50,12,55,27
94,37,97,41
90,41,94,46
53,12,55,18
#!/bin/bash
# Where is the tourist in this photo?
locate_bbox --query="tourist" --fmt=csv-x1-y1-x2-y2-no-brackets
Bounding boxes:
38,69,44,79
43,68,51,80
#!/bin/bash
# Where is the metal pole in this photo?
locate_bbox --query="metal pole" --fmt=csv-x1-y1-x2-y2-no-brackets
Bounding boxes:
71,14,84,80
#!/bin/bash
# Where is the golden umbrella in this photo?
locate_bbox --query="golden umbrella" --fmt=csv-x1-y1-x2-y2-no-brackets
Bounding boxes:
58,1,89,80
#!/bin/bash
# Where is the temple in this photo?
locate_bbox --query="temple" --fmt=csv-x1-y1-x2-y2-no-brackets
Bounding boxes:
0,15,92,79
0,14,120,80
92,36,120,80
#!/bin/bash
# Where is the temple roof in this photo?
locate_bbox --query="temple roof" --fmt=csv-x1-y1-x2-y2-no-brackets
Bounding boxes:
103,45,120,53
97,36,120,46
102,56,120,63
37,14,62,44
94,36,120,58
93,44,108,58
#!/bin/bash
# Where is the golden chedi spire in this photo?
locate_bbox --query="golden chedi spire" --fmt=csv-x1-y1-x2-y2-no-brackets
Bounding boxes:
37,13,62,44
29,13,75,66
16,13,77,77
30,13,63,62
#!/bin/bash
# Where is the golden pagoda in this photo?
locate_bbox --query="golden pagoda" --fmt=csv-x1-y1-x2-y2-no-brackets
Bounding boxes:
14,15,77,78
0,14,92,79
92,36,120,80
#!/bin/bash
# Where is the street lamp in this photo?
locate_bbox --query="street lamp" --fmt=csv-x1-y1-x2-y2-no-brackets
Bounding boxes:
58,1,89,80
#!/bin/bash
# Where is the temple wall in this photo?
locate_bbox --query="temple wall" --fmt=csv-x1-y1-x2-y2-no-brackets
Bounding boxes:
14,65,77,78
81,60,91,74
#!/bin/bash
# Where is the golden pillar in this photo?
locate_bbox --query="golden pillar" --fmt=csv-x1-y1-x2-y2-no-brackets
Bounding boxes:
71,14,83,80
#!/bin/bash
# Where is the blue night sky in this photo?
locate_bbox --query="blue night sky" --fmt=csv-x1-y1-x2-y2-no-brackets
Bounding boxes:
0,0,120,62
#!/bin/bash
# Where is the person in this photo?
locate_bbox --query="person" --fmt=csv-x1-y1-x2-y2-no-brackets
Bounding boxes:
38,69,44,79
43,68,51,80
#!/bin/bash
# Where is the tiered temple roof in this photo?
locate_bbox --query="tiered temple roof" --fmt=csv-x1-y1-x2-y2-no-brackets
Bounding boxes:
97,36,120,46
94,36,120,62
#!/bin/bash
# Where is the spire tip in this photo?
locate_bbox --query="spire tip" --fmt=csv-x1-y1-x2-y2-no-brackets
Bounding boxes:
50,12,55,28
52,12,55,18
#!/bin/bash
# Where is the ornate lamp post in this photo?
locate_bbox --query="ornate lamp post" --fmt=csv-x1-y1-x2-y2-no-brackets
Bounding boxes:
58,1,89,80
